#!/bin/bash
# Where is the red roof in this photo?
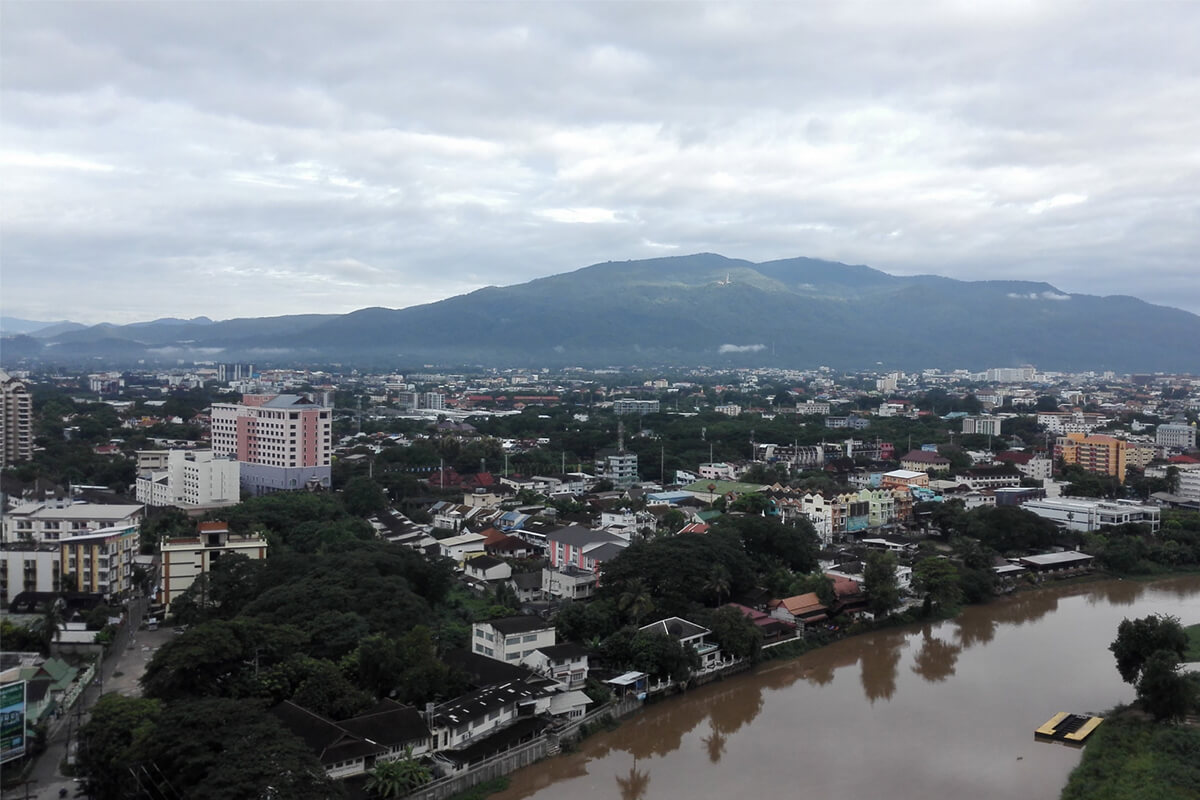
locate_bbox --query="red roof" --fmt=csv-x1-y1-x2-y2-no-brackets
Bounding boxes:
1168,455,1199,464
996,451,1033,465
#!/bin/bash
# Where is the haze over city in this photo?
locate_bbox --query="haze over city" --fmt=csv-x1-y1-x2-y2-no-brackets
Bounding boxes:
2,1,1199,324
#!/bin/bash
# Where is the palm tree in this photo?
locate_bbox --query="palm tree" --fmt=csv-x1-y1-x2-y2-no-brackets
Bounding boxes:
364,749,432,798
38,599,63,654
618,579,655,626
703,566,731,606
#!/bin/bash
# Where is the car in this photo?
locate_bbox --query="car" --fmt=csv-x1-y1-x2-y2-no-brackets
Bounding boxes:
173,626,186,634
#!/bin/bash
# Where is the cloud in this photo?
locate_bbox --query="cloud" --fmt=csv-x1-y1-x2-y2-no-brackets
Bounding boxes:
1007,291,1072,301
1,3,1199,323
718,343,767,353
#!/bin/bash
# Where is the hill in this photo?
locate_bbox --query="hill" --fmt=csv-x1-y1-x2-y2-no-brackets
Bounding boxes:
4,254,1198,372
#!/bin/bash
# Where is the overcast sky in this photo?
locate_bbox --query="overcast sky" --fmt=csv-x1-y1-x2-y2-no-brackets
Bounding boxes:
2,1,1198,325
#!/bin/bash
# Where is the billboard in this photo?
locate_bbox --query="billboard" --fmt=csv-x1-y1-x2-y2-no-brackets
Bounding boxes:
0,681,27,764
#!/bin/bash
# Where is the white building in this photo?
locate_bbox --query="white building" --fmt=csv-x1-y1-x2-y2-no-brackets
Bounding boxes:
613,398,660,415
2,501,143,545
135,450,240,509
1021,498,1161,533
962,416,1003,437
1156,423,1197,451
714,404,742,417
0,543,62,605
1,370,34,467
595,449,638,488
471,616,557,666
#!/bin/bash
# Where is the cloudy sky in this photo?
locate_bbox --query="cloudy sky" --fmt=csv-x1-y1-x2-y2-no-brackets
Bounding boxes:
2,1,1198,324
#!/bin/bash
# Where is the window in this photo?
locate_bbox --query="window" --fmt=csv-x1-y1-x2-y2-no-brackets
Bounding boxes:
523,634,538,643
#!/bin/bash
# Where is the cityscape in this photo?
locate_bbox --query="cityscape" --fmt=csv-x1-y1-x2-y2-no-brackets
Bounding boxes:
3,2,1200,799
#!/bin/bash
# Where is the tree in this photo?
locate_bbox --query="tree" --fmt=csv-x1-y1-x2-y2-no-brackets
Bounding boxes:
702,565,732,606
912,557,962,612
79,694,162,800
1136,650,1197,721
617,578,656,626
862,551,902,617
705,606,762,661
630,630,700,683
366,750,432,798
1109,614,1189,684
131,698,341,800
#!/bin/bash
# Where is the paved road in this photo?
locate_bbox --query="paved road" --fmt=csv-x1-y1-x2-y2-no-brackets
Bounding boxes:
3,597,175,800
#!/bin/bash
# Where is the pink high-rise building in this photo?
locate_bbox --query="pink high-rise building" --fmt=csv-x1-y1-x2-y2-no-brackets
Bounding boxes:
211,394,332,495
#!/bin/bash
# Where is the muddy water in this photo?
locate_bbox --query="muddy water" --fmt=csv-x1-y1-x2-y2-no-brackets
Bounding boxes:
495,576,1200,800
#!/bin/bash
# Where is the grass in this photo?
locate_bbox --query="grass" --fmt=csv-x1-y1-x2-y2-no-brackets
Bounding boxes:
1185,623,1200,662
1059,712,1200,800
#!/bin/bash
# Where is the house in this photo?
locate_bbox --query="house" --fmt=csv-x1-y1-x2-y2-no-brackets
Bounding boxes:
526,642,590,688
727,602,797,642
338,699,433,761
439,532,487,564
270,700,388,779
541,525,629,600
510,571,544,603
768,593,830,628
471,617,557,666
464,554,512,583
638,616,724,673
427,680,553,770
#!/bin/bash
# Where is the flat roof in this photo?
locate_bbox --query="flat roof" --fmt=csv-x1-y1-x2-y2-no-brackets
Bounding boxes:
1019,551,1094,566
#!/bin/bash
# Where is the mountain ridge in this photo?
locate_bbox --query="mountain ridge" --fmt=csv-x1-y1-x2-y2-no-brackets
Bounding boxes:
3,254,1197,372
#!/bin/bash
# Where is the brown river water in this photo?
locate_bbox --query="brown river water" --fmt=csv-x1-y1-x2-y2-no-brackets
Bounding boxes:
494,576,1200,800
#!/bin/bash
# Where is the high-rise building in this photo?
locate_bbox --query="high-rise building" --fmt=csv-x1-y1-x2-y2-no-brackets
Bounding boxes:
0,370,33,467
211,394,332,495
158,521,268,612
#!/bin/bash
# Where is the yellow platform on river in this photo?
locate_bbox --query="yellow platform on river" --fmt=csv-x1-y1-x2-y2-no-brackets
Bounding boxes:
1035,712,1103,745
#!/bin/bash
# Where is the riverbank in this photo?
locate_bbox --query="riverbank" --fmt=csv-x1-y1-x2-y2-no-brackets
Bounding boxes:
1058,711,1200,800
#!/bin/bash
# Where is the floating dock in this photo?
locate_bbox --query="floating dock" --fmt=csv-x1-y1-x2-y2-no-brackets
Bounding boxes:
1035,712,1103,745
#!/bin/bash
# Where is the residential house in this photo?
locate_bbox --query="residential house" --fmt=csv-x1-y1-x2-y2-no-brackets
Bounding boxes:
471,617,557,666
768,593,830,629
899,450,951,473
638,616,724,673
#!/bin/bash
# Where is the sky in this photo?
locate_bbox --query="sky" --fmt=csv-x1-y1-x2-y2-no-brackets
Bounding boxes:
2,1,1198,325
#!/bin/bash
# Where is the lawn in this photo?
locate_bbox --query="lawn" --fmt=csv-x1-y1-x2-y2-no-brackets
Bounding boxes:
1059,713,1200,800
1184,622,1200,662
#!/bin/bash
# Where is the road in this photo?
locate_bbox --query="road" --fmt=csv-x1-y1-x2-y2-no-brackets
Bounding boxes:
3,596,174,800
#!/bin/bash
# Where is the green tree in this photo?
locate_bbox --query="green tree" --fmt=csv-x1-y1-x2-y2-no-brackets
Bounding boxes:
365,750,432,798
631,630,700,683
79,694,162,800
705,606,763,661
912,557,962,612
862,551,902,618
343,475,390,518
1135,650,1197,721
132,698,341,800
1109,614,1189,684
618,578,656,626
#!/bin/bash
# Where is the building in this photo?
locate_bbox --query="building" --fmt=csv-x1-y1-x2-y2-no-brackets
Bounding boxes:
900,450,951,473
1037,411,1107,435
962,416,1003,437
612,398,660,415
1157,423,1197,451
1055,433,1127,481
135,450,240,509
59,524,141,600
471,617,557,666
2,501,143,545
1021,498,1160,533
422,392,446,411
996,451,1053,482
880,470,930,489
714,404,742,417
0,370,34,467
956,465,1022,490
0,543,62,606
211,393,332,495
595,449,638,488
158,521,268,612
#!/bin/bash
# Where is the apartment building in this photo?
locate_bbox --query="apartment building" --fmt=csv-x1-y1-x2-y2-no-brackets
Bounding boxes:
2,501,143,545
962,416,1003,437
612,398,660,415
60,524,141,600
158,521,268,612
595,449,638,488
211,393,332,494
1,370,34,467
1055,433,1127,481
1021,498,1160,533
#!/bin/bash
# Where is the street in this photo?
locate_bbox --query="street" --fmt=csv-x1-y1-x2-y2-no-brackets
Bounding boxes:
2,596,173,800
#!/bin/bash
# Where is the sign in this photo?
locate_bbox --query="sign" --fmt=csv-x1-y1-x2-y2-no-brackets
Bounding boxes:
0,681,27,764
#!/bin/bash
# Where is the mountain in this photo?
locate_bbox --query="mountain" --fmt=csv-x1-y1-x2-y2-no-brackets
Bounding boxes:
0,317,86,337
4,254,1199,372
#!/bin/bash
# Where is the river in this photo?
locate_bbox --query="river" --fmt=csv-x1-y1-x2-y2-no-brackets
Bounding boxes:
494,575,1200,800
